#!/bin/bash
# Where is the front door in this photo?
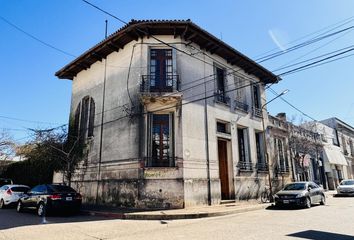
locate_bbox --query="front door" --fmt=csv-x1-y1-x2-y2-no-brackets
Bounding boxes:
218,139,230,200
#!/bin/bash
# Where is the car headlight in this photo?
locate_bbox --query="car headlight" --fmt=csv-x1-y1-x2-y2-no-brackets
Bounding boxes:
274,194,279,199
296,192,306,198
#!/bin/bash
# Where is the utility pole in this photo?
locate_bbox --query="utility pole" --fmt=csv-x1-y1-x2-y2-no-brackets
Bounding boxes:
96,20,108,204
261,89,289,202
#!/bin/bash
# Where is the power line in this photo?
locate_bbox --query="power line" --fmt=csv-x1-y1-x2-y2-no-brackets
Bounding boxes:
0,15,76,58
78,0,354,123
253,15,354,59
268,88,317,121
278,46,354,76
273,44,354,72
274,28,354,71
256,25,354,63
0,115,66,126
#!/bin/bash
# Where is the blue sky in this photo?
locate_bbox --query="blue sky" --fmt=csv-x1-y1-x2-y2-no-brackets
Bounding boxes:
1,0,354,142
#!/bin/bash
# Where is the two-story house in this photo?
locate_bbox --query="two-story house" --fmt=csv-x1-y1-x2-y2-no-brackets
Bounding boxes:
320,118,354,187
55,20,279,208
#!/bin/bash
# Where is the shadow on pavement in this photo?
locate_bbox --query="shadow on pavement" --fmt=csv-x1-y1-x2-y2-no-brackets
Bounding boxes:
287,230,354,240
0,208,115,230
265,204,323,211
333,194,354,198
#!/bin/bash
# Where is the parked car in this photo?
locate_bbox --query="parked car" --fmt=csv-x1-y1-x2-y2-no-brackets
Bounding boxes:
274,181,326,208
336,179,354,196
0,184,30,208
17,184,82,216
0,178,13,187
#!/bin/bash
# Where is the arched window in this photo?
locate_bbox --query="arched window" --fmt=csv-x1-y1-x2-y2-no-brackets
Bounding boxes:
72,96,95,140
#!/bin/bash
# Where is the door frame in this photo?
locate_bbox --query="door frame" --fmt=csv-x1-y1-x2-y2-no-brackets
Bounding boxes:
217,138,234,200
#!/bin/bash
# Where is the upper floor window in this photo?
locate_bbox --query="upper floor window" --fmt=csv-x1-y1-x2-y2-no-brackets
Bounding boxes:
252,84,262,118
234,76,249,112
252,85,261,109
215,66,229,104
72,96,95,141
148,49,174,92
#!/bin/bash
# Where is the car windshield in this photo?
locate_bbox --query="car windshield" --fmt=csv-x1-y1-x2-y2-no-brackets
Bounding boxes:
11,187,30,192
340,180,354,186
48,185,76,193
283,183,306,191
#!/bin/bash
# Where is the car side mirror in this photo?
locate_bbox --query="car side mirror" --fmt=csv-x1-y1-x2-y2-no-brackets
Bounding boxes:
308,187,312,191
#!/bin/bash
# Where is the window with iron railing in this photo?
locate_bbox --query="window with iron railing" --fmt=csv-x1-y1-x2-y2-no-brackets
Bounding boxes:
237,161,253,171
141,49,179,93
214,65,229,105
146,113,175,167
234,100,249,113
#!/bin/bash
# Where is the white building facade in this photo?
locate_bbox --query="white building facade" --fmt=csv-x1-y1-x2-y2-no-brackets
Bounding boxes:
55,20,279,208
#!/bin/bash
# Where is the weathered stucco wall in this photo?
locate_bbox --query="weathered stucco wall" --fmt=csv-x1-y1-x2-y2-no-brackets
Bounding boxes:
65,34,275,208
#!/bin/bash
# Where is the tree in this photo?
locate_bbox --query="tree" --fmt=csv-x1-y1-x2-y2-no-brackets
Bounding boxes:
0,130,15,162
288,121,322,181
26,126,86,186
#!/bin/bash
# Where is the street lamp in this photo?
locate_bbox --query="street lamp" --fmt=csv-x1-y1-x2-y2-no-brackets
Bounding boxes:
261,89,289,202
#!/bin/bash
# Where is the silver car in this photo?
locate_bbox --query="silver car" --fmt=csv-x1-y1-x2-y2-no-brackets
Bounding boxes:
274,182,326,208
0,184,30,208
337,179,354,196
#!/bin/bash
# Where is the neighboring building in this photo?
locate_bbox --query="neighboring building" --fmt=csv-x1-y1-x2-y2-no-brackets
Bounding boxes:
55,19,279,208
288,121,323,185
320,118,354,188
267,113,293,190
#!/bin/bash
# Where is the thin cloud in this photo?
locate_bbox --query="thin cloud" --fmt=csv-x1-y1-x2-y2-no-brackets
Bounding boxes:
268,29,287,51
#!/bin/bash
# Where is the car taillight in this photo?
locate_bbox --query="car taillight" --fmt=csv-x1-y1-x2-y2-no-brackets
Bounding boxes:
76,193,82,200
48,194,62,200
6,189,12,195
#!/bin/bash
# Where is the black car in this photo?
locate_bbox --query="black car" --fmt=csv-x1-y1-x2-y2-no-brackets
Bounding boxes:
17,184,82,216
274,181,326,208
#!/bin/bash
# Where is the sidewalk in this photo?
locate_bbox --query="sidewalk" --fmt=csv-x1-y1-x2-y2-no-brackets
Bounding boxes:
81,191,337,220
81,200,270,220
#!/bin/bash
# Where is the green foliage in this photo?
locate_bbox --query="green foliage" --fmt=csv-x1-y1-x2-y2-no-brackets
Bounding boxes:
0,127,86,187
0,158,58,187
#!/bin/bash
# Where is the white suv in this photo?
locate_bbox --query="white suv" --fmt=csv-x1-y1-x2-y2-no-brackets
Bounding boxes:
0,185,30,208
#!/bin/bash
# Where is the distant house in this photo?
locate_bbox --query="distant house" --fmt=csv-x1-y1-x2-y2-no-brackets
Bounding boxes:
55,20,280,208
319,118,354,188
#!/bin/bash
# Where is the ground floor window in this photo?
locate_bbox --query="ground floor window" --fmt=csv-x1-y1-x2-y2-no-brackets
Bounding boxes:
148,113,174,167
274,138,289,172
237,128,252,170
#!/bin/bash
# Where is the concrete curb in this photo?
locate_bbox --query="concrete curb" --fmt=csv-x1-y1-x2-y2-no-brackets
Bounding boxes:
81,203,270,220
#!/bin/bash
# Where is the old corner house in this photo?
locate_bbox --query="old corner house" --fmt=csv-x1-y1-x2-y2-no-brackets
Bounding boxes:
54,19,282,209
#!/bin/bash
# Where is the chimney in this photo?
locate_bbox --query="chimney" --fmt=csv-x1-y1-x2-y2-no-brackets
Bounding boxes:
276,112,287,121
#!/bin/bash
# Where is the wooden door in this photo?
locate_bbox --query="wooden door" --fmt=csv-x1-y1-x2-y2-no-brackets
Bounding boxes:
218,139,230,200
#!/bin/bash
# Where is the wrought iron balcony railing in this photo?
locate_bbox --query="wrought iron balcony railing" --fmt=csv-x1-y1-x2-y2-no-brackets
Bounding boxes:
278,165,290,173
237,161,253,171
252,107,263,118
234,100,249,113
215,91,230,105
256,162,269,172
140,75,180,93
143,156,176,168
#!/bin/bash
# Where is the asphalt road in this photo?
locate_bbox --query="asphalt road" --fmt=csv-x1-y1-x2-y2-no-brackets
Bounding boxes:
1,194,354,240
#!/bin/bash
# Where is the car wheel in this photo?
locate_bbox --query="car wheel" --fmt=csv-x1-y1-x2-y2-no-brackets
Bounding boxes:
320,195,326,205
37,202,46,217
0,199,5,209
305,197,311,208
17,201,23,213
